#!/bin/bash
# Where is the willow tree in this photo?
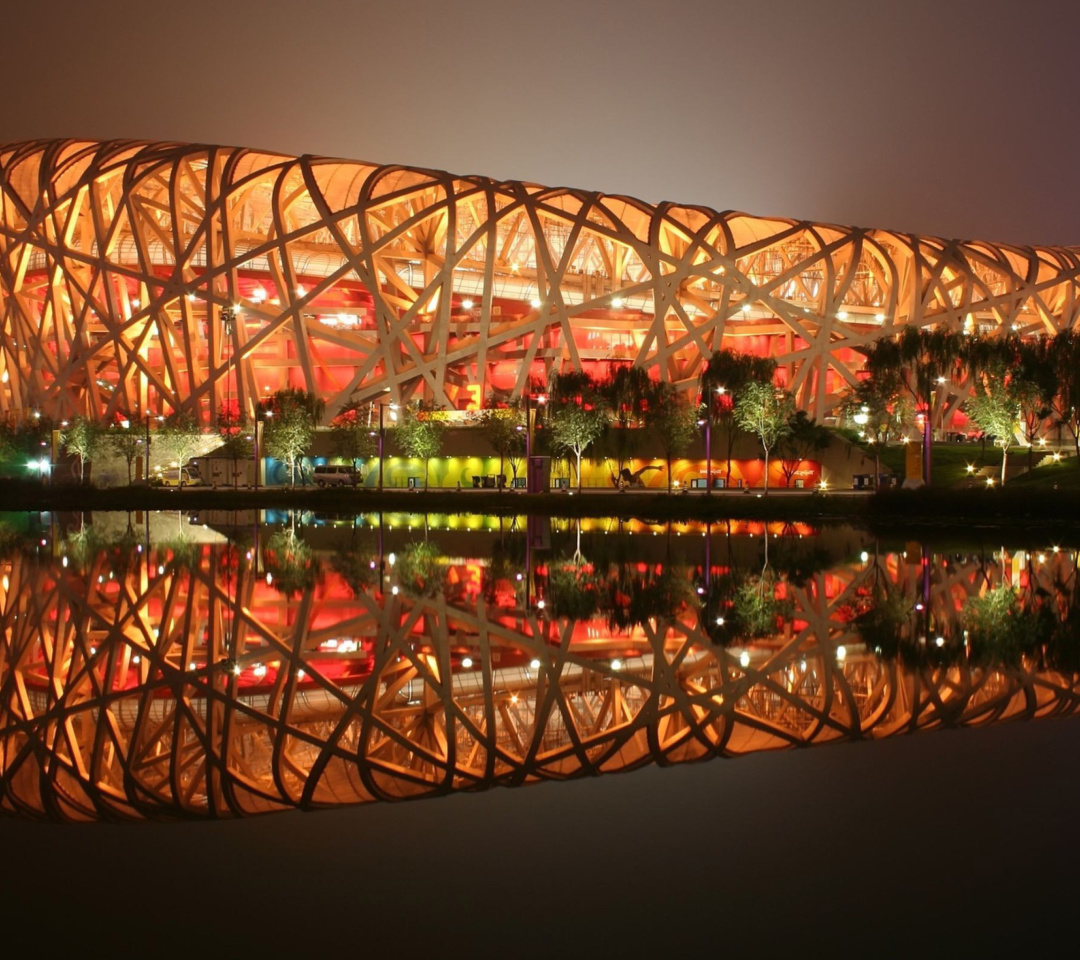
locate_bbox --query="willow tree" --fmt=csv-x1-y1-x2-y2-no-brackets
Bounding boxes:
862,327,963,485
1043,330,1080,458
600,365,654,477
648,382,698,493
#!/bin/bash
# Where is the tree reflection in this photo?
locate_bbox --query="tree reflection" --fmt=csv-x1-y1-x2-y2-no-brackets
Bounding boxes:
395,541,443,597
262,527,321,596
548,555,601,620
330,530,379,597
962,585,1050,667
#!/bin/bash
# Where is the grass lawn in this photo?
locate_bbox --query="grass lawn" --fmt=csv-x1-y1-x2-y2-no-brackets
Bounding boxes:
1007,456,1080,488
874,442,1005,487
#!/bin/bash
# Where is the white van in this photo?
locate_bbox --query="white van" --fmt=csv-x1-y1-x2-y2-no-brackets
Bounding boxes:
313,464,360,487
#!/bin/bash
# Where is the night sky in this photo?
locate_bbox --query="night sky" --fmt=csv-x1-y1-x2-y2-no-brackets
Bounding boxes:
4,2,1080,954
3,0,1080,246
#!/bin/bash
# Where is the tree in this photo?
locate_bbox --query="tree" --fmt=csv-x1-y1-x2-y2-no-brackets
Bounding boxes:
734,381,795,493
0,419,18,467
259,389,323,487
108,422,143,484
217,402,252,489
599,364,653,477
1012,337,1057,470
547,371,607,492
648,382,698,493
965,334,1052,477
700,349,777,485
330,400,378,472
3,415,55,477
777,411,831,488
862,326,963,484
263,528,322,596
480,399,526,486
156,411,203,487
395,540,444,596
62,416,105,483
548,555,601,620
393,401,446,490
966,388,1019,483
1044,330,1080,458
263,405,314,487
840,374,911,444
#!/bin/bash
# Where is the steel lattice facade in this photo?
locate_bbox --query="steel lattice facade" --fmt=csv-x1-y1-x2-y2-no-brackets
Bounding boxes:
2,138,1080,425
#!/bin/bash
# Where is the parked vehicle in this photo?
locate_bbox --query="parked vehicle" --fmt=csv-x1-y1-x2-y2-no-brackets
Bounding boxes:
153,467,203,488
313,464,360,487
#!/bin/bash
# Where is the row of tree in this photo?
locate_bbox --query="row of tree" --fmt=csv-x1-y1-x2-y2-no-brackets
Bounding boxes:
851,327,1080,483
2,361,822,492
538,354,829,493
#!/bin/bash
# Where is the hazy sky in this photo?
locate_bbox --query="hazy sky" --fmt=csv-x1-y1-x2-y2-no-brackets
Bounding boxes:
3,0,1079,243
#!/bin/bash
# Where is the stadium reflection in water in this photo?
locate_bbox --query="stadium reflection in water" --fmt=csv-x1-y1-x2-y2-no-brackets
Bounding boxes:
1,511,1079,822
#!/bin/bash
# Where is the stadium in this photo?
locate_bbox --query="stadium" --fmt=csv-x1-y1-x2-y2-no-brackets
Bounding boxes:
2,138,1079,428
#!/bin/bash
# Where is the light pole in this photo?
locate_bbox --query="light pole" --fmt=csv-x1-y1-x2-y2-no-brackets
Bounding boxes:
220,306,239,489
524,392,531,491
705,398,712,495
378,402,385,492
523,392,546,492
254,408,271,492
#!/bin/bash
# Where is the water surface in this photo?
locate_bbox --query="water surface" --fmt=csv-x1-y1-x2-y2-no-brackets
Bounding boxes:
2,510,1078,822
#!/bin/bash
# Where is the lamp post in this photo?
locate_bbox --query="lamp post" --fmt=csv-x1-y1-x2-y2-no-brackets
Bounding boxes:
220,306,239,489
144,412,152,482
705,399,712,495
523,392,546,492
378,402,385,493
254,408,271,492
377,393,397,492
524,392,531,491
143,413,163,482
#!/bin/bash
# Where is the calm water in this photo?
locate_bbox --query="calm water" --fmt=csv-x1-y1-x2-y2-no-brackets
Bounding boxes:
2,510,1078,822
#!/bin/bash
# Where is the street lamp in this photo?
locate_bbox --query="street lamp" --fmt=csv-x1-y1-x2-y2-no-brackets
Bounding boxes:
378,391,397,492
220,306,240,487
254,408,272,491
524,392,546,492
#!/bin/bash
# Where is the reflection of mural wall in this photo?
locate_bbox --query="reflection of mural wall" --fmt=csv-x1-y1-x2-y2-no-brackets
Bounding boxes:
4,140,1080,427
0,537,1077,822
